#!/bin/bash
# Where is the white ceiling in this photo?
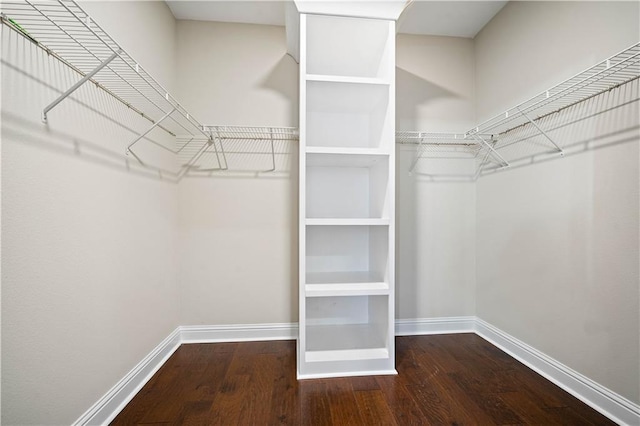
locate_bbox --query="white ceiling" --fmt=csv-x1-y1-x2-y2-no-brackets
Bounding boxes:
166,1,508,38
399,1,507,38
168,1,287,26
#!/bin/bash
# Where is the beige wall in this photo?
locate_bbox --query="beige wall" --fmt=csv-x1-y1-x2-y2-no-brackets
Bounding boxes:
176,20,298,127
475,1,640,403
175,21,299,325
396,34,477,319
397,34,475,132
1,2,180,424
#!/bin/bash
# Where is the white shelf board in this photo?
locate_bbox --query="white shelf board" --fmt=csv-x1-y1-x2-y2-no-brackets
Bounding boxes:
306,74,389,86
305,348,389,363
306,271,384,284
306,152,389,168
306,146,389,156
306,283,389,297
306,218,390,226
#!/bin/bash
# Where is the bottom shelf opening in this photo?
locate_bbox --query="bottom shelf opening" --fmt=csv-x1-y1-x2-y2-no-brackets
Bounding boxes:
304,296,390,362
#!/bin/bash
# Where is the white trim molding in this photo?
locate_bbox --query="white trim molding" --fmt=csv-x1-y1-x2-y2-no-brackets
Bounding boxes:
395,316,476,336
475,318,640,426
73,327,181,426
180,322,298,344
74,318,640,425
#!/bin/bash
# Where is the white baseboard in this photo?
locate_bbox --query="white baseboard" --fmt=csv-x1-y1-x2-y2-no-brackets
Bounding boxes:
475,318,640,426
73,327,181,426
74,318,639,426
180,322,298,343
395,316,476,336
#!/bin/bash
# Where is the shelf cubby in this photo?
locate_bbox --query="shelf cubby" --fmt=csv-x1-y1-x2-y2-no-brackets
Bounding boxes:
306,153,390,219
305,14,392,80
306,80,392,149
305,295,389,360
305,225,389,284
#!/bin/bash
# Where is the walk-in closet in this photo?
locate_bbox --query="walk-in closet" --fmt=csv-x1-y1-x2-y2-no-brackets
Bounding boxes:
1,0,639,424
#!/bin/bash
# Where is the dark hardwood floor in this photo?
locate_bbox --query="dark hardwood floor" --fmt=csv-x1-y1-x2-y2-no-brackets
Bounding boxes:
111,334,615,425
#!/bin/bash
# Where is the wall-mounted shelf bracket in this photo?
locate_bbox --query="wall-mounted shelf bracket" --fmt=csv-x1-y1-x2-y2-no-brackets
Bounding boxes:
42,49,122,123
516,106,564,156
209,127,229,171
408,135,426,173
471,133,509,167
178,138,213,179
126,107,176,157
267,127,276,172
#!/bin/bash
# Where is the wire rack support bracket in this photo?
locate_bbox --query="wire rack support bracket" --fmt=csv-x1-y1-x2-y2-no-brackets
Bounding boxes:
126,107,176,156
42,49,121,123
515,106,564,156
470,133,509,168
408,135,426,173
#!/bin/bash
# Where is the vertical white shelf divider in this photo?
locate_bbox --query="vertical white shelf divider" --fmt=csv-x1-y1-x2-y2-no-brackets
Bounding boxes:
298,12,397,379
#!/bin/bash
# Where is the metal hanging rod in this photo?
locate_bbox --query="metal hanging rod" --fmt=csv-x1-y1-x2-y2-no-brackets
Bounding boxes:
396,131,490,146
1,0,211,177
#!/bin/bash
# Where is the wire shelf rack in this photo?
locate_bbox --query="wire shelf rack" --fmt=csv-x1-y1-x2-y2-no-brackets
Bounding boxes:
406,42,640,179
1,0,210,179
471,43,640,139
396,131,483,179
178,126,299,175
3,0,636,181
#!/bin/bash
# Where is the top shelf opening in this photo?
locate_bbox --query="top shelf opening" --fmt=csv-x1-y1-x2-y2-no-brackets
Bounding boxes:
305,14,392,81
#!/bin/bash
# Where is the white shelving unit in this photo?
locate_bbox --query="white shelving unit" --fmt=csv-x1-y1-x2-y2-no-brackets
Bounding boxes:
298,12,396,379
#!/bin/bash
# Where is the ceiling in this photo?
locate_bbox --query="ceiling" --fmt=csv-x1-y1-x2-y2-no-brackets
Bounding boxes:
399,1,507,38
166,1,508,38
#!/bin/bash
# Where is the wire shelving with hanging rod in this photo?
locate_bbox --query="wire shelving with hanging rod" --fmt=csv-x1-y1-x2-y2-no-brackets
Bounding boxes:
395,131,487,181
3,0,636,182
471,41,640,175
401,42,640,179
0,0,211,180
178,126,299,175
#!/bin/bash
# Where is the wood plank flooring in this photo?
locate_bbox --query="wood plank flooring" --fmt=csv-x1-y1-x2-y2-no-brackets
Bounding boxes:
111,334,615,425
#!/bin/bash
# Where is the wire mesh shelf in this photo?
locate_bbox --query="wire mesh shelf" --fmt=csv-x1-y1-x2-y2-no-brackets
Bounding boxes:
397,131,483,154
2,0,636,181
1,0,211,179
405,42,640,179
178,126,299,175
470,43,640,138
